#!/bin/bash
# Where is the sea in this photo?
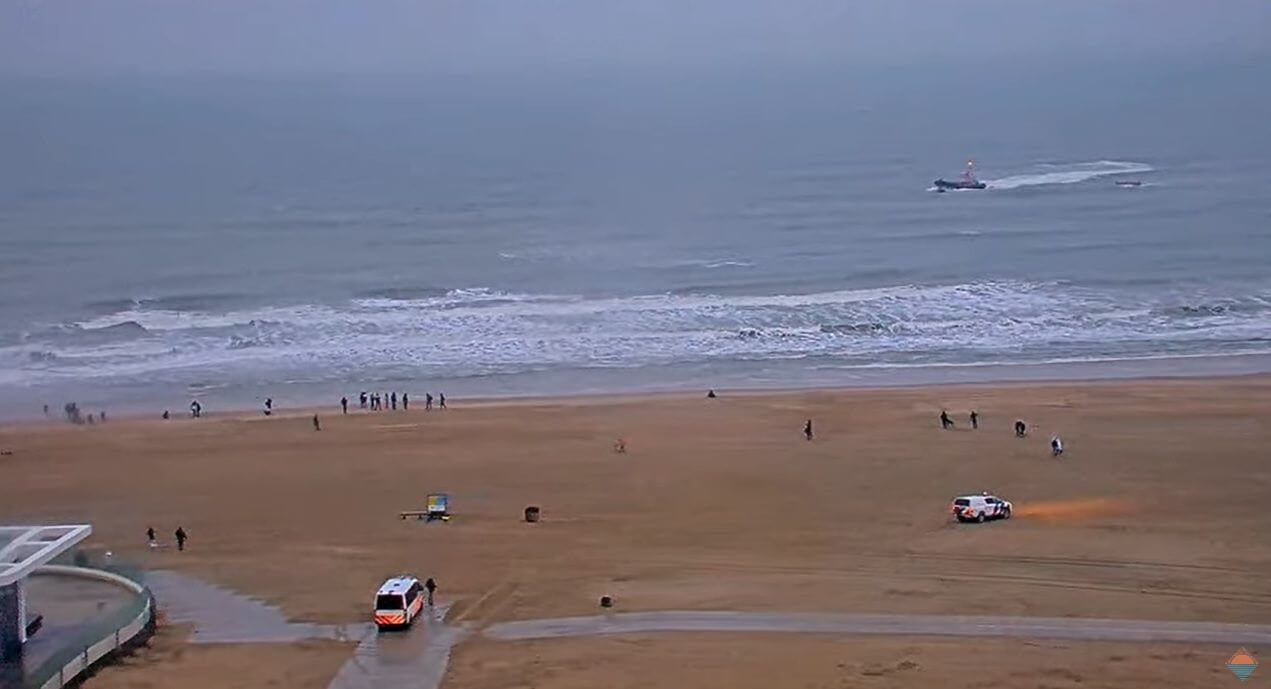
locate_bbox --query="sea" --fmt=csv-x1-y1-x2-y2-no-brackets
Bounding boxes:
2,60,1269,419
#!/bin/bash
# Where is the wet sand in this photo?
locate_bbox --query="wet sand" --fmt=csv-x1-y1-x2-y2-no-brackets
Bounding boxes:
2,376,1270,687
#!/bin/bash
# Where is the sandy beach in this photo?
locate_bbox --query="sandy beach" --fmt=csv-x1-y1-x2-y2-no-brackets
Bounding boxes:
3,375,1270,688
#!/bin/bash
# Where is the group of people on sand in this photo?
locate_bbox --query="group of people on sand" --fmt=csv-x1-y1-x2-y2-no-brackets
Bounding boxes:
798,408,1064,457
156,391,451,422
940,409,1063,456
45,402,108,425
146,525,189,552
348,390,445,413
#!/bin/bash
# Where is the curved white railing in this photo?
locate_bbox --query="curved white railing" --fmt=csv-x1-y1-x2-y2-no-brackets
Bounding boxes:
29,565,154,689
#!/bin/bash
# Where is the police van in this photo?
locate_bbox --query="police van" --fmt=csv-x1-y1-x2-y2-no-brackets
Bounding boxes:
374,575,425,629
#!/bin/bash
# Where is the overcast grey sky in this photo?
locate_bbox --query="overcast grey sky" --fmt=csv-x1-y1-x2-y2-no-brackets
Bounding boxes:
2,0,1268,77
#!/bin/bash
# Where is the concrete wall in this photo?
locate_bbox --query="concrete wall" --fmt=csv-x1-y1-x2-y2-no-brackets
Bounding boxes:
0,581,21,661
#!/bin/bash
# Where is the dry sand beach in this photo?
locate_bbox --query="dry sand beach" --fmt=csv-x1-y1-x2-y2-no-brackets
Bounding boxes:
2,376,1270,688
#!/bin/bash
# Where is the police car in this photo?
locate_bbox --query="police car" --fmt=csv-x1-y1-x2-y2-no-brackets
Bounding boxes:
950,493,1013,523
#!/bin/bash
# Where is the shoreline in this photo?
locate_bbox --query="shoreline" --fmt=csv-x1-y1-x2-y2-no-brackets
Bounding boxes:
7,365,1270,429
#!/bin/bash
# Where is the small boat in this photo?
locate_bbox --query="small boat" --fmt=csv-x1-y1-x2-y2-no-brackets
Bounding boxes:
1115,180,1143,187
933,160,986,190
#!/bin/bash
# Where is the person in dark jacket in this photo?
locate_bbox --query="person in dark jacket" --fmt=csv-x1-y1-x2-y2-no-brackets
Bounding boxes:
175,527,187,551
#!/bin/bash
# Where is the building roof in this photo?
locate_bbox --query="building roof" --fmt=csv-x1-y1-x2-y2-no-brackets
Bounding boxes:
0,525,93,586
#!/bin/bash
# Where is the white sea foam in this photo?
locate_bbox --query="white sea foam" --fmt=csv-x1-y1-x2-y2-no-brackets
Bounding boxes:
986,160,1154,190
5,279,1268,390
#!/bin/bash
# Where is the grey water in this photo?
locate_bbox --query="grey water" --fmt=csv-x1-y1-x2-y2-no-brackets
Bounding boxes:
2,59,1269,418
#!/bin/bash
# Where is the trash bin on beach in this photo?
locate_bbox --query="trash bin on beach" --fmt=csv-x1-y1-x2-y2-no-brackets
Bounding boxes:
524,506,540,523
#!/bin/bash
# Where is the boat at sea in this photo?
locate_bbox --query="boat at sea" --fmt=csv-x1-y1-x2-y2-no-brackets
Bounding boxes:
933,160,986,191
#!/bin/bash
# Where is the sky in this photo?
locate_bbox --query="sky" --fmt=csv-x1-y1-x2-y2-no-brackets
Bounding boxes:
1,0,1269,77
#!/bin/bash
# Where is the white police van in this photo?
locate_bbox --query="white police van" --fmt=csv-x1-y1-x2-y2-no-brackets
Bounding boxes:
373,575,425,629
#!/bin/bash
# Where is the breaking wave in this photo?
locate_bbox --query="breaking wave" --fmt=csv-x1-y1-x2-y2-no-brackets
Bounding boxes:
3,279,1269,389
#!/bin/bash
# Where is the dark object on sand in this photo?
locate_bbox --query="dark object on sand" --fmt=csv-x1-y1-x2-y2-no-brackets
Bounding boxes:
162,410,170,420
804,419,813,441
706,389,717,398
524,506,541,523
940,410,953,429
312,414,321,431
599,595,613,608
1014,420,1027,437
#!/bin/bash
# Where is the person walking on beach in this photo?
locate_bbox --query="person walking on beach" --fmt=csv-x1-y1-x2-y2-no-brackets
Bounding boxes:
100,411,107,423
940,410,953,430
341,396,348,414
402,393,409,410
391,392,397,410
439,393,446,409
424,577,436,606
425,393,433,411
263,397,272,416
43,404,49,417
190,400,202,418
1051,435,1064,457
175,527,187,552
1014,420,1027,437
146,527,156,546
360,391,368,409
970,411,979,429
804,419,814,441
162,410,170,420
312,414,321,431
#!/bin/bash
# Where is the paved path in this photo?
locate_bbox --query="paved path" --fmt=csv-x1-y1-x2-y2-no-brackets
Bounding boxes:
148,570,366,643
147,571,460,689
485,610,1271,645
146,571,1271,689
